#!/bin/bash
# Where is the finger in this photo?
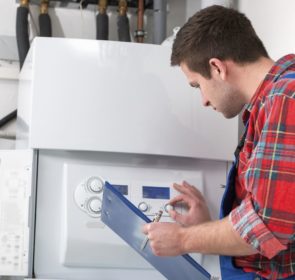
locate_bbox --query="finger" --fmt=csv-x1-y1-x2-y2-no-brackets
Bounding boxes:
183,180,193,188
149,242,160,256
173,182,186,192
169,209,185,224
169,194,185,205
183,181,205,201
173,181,197,196
183,180,199,193
142,224,150,235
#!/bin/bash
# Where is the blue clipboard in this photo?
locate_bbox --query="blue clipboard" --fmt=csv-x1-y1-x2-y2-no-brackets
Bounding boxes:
101,181,211,280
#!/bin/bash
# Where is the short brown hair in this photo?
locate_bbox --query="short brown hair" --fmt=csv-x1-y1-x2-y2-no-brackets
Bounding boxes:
171,5,269,78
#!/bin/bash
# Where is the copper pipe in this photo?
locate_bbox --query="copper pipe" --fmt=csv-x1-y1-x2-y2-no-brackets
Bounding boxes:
40,0,49,14
98,0,108,14
118,0,127,16
136,0,144,43
20,0,29,7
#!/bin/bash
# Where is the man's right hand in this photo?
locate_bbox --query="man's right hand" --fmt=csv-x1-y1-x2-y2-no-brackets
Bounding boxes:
168,181,211,226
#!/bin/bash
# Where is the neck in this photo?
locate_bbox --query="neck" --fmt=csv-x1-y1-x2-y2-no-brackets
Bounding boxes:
229,57,275,103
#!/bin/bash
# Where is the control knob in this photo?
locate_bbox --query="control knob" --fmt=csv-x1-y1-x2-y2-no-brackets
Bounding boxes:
88,197,102,214
87,177,104,193
138,202,149,212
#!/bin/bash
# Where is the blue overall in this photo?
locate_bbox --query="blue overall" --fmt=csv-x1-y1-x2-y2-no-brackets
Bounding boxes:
219,73,295,280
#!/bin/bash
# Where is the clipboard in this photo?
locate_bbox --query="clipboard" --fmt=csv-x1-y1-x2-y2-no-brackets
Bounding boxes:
101,181,211,280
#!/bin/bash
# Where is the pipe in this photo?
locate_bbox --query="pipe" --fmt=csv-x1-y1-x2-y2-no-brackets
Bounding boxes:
135,0,145,43
0,130,16,140
96,0,109,40
117,0,131,42
16,0,30,70
39,0,52,37
153,0,167,44
0,110,17,129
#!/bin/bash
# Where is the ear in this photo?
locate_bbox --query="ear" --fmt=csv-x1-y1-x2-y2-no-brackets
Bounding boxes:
209,58,227,81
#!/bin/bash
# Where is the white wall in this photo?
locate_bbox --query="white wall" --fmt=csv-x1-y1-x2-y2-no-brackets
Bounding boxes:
185,0,295,60
0,1,17,36
238,0,295,60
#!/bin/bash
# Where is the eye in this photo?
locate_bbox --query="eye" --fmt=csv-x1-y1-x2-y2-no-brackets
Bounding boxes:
190,83,200,89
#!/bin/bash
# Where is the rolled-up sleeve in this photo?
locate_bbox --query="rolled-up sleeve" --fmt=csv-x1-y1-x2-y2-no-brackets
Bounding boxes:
229,196,287,259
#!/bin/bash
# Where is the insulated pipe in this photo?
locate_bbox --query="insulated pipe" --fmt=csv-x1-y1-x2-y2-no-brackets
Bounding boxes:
0,130,16,140
96,0,109,40
135,0,144,43
0,110,17,129
117,0,131,42
39,0,52,37
153,0,167,44
16,0,30,70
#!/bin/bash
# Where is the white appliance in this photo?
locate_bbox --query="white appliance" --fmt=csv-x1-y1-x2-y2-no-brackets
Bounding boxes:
0,38,240,279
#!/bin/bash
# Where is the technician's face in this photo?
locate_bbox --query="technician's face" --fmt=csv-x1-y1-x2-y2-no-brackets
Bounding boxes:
180,62,244,119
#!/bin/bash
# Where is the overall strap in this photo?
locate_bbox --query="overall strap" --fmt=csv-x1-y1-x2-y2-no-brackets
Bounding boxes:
281,72,295,79
234,121,249,166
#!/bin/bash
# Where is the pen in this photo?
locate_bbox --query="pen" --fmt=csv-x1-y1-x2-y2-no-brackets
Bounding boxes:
140,210,163,251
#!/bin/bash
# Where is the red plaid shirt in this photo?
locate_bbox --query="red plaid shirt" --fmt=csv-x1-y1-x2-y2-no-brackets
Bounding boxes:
229,54,295,280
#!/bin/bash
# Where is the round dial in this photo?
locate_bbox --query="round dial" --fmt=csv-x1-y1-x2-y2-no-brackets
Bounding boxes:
88,197,102,214
138,202,149,212
87,177,104,193
164,203,173,213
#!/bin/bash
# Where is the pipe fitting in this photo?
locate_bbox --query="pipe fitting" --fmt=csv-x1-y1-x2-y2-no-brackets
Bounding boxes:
118,0,127,16
98,0,108,14
40,0,49,14
134,30,145,37
136,0,145,43
20,0,29,7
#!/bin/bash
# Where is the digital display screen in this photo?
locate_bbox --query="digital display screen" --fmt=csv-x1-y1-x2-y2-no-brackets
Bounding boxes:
112,184,128,195
142,186,170,199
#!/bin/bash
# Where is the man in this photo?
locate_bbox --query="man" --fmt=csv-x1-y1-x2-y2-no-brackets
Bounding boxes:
142,5,295,280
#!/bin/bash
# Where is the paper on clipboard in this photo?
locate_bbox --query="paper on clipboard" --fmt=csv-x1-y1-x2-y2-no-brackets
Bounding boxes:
101,181,211,280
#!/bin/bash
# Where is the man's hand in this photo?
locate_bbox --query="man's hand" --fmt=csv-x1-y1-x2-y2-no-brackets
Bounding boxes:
169,181,211,226
142,222,185,256
141,181,257,257
142,217,258,257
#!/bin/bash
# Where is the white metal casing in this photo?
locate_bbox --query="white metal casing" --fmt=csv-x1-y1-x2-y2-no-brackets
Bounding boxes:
13,38,238,279
17,37,239,161
0,149,35,277
33,150,224,280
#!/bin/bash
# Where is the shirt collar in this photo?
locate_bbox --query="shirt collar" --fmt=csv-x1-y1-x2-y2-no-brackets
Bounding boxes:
242,54,295,124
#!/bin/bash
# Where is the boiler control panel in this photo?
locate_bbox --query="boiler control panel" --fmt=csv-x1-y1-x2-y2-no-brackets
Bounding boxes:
74,177,184,220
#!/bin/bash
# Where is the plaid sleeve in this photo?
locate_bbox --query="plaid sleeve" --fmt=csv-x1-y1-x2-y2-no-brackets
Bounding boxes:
230,93,295,259
229,196,287,259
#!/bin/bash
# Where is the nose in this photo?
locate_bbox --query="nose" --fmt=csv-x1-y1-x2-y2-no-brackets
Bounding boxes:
201,95,210,107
